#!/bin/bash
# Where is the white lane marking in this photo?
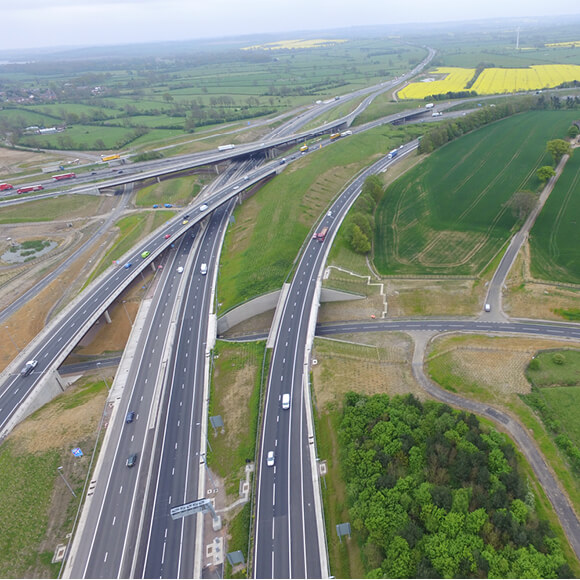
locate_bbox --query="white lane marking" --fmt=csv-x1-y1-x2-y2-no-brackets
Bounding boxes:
273,483,276,506
112,516,116,526
119,486,123,494
104,552,108,563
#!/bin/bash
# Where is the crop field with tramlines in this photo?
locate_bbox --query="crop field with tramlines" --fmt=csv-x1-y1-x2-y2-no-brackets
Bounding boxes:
398,65,580,99
374,111,580,276
529,151,580,284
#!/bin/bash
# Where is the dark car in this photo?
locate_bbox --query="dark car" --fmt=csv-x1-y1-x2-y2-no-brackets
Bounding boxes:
126,453,138,468
125,411,135,424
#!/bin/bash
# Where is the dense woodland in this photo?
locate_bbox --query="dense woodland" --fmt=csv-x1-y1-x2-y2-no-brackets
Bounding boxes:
339,393,573,578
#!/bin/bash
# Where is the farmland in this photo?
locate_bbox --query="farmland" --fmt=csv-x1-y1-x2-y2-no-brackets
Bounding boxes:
0,37,424,152
398,64,580,100
374,111,579,276
529,149,580,283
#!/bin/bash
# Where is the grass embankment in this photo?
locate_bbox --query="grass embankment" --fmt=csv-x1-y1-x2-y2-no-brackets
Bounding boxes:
0,195,101,224
530,149,580,284
217,124,423,313
87,210,173,284
208,340,266,578
374,110,580,276
426,334,580,573
0,377,107,578
135,175,204,207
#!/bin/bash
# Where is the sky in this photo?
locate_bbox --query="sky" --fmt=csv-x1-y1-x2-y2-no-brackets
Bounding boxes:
1,0,580,52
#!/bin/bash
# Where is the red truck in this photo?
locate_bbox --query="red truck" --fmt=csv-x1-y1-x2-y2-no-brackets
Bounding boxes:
313,226,328,242
17,185,44,194
52,172,76,181
0,183,14,191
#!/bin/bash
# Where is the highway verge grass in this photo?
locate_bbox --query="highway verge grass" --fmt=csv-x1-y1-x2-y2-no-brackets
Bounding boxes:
374,110,580,276
208,340,265,496
208,340,267,578
134,175,205,207
426,334,580,574
0,377,107,579
87,210,173,284
217,124,424,313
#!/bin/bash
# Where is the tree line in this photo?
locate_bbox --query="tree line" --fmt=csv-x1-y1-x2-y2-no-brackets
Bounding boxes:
338,392,572,578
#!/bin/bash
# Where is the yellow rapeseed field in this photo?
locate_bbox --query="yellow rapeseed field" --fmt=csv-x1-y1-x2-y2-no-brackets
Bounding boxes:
397,67,474,99
243,39,347,51
546,41,580,48
473,64,580,94
398,64,580,99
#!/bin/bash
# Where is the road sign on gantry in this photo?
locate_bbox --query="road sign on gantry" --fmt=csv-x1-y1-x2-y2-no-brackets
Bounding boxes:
170,498,214,520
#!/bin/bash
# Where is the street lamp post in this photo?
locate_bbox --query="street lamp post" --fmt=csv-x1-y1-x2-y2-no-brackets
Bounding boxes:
57,466,77,497
96,362,110,390
121,300,132,326
5,326,20,353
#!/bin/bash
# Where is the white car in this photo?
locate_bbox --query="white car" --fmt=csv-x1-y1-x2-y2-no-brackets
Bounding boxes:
484,303,491,312
177,266,184,273
267,451,275,467
199,204,208,212
282,393,290,410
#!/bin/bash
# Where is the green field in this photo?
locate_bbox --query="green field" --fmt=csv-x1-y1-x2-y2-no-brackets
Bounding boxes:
1,38,425,152
374,110,579,276
529,150,580,283
0,195,101,224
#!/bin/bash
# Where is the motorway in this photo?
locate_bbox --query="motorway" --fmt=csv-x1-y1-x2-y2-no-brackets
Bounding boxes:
70,231,198,578
138,200,233,579
254,143,418,577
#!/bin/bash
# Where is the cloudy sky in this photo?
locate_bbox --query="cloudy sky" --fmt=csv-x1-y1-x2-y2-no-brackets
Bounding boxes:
2,0,580,52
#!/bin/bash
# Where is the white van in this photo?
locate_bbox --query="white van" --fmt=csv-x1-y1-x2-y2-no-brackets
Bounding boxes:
200,263,207,275
282,393,290,410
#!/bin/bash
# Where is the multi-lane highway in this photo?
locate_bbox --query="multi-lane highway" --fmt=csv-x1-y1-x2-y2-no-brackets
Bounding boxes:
69,230,199,578
254,142,418,577
138,200,234,579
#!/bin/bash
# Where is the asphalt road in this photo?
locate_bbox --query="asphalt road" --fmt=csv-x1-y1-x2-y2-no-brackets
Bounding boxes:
254,143,418,578
69,232,196,578
138,200,234,579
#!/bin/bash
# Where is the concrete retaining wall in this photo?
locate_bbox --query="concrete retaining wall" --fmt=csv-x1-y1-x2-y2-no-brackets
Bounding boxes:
216,287,362,335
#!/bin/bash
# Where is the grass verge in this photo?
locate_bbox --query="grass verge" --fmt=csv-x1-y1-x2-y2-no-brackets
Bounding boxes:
86,210,173,285
0,195,101,224
0,376,107,578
